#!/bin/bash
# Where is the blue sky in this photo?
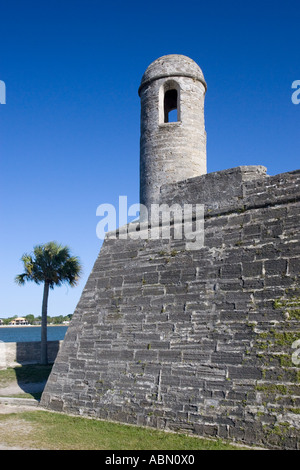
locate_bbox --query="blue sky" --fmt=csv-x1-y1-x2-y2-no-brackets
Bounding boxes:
0,0,299,318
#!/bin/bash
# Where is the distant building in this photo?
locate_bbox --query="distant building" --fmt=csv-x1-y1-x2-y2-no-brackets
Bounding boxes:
9,317,28,325
0,319,3,325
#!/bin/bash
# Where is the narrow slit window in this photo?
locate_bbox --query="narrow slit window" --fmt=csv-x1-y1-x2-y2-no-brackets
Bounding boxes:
164,89,178,123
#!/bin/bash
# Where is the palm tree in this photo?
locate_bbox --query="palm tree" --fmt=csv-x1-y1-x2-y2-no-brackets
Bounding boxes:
15,241,82,365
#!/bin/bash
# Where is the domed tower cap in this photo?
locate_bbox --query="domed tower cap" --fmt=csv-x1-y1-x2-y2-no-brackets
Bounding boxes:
138,54,207,96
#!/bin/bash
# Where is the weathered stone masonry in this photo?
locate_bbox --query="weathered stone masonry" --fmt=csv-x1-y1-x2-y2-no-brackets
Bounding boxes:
41,54,300,449
41,166,300,449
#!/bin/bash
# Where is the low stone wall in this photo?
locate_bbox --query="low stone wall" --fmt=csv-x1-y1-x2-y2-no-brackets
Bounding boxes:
0,341,62,368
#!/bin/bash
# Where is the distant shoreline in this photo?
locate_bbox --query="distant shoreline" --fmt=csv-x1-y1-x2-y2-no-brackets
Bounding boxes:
0,324,68,328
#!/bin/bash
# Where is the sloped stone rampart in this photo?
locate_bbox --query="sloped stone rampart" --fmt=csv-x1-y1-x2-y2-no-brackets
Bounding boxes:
41,166,300,449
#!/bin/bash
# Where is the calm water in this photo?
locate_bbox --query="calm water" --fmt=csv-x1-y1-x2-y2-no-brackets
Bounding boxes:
0,325,68,343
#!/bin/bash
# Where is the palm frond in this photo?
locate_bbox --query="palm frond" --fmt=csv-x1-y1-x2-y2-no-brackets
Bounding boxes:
15,241,82,288
15,273,27,285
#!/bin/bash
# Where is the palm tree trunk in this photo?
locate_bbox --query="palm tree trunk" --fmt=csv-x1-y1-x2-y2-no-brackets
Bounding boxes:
41,281,49,365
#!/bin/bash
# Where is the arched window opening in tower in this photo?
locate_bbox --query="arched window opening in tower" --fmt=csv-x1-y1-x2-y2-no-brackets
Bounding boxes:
164,89,178,123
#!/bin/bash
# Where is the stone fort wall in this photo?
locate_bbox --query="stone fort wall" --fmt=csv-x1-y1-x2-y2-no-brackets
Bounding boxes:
41,166,300,449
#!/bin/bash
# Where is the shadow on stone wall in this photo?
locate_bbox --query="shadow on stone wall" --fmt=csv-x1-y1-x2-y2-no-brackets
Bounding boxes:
15,340,61,365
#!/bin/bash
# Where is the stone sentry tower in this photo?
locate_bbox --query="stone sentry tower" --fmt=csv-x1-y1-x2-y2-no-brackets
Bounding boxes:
139,54,207,209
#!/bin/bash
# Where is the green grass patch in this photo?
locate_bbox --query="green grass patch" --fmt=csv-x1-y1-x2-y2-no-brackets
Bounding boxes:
0,364,52,387
0,410,246,450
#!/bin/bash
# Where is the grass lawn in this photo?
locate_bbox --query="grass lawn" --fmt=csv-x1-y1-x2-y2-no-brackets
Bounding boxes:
0,409,247,450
